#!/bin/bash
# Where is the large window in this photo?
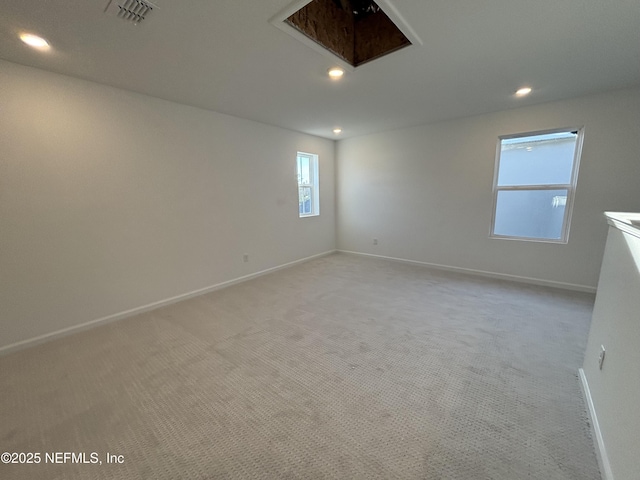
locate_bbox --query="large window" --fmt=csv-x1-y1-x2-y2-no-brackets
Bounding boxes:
491,128,584,242
297,152,319,217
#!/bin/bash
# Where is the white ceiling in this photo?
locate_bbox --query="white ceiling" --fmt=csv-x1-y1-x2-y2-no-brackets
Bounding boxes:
1,0,639,139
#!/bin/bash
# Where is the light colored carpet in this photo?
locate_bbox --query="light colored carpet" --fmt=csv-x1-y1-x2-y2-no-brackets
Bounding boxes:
0,253,600,479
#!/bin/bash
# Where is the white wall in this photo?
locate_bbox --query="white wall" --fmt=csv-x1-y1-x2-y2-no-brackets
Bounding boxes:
582,223,640,480
0,60,335,351
336,88,640,290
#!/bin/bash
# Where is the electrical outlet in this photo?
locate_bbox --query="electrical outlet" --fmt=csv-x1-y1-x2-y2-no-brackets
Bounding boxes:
243,254,249,263
598,345,606,370
373,238,378,245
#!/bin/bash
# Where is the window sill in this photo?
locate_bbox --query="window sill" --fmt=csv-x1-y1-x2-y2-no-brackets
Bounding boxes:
490,233,568,244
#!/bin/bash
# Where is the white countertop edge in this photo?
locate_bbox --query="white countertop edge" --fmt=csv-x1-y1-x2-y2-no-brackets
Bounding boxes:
605,211,640,239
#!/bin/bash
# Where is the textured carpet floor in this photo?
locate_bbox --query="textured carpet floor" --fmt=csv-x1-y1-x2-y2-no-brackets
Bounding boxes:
0,253,600,479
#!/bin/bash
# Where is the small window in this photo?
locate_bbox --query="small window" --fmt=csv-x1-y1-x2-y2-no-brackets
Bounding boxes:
297,152,319,217
490,128,584,243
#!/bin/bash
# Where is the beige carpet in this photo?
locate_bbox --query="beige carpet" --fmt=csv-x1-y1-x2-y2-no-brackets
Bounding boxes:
0,253,600,479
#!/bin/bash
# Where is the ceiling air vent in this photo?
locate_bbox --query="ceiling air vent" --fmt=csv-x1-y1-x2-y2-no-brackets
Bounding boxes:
104,0,156,25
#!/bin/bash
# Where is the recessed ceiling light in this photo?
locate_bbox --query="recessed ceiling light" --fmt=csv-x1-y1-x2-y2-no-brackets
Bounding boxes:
333,128,342,134
20,33,50,50
328,67,344,79
515,87,532,97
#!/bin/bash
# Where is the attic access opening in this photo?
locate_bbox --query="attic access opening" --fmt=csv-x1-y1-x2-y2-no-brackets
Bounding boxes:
285,0,411,67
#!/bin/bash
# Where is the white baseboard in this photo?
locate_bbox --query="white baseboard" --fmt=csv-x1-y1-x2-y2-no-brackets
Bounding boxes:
578,368,614,480
337,250,597,293
0,250,336,356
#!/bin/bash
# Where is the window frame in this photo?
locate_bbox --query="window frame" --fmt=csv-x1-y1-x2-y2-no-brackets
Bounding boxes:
489,126,585,244
296,151,320,218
